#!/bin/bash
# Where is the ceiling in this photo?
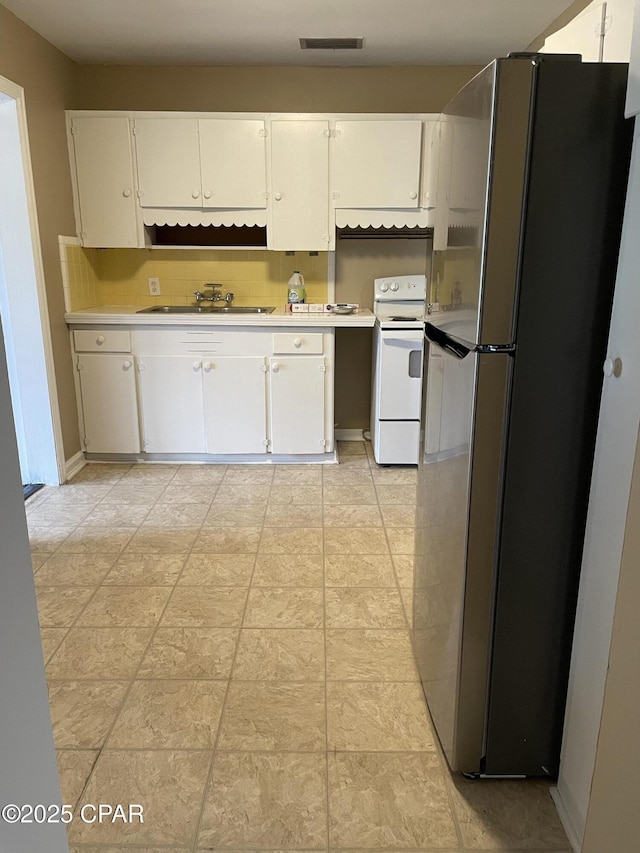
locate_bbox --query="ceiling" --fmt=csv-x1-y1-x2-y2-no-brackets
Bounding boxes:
3,0,574,66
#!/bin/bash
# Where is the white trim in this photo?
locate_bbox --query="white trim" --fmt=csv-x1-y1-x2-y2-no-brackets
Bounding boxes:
84,451,338,464
64,450,86,482
335,428,366,441
59,235,81,314
550,786,581,853
0,75,65,484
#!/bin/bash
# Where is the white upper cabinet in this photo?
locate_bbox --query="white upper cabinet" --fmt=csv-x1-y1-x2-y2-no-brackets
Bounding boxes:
70,116,139,247
199,119,267,208
134,118,202,208
269,120,331,251
332,120,423,208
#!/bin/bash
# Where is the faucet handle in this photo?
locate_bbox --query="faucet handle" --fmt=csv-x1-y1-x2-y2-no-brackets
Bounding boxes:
193,290,203,302
225,292,235,303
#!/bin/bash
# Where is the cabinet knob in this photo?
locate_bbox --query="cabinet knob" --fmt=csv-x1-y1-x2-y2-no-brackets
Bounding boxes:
193,361,202,370
122,360,132,370
294,338,302,348
122,188,132,198
192,190,200,199
203,361,213,371
274,192,282,201
409,191,418,200
272,362,280,373
96,335,105,345
204,190,212,199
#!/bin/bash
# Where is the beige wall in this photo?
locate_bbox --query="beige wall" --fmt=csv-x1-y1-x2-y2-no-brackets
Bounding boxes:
0,5,80,460
527,0,595,51
74,65,480,113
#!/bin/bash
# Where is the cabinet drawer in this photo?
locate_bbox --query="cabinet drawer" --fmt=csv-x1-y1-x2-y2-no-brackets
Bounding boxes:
74,330,132,353
272,333,323,354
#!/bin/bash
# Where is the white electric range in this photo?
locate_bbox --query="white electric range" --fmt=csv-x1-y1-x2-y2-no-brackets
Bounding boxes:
371,274,427,465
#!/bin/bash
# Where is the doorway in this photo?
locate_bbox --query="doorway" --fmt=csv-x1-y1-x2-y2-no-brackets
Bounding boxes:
0,75,64,486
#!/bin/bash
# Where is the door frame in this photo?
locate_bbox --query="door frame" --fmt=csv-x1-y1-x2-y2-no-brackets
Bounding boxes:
0,74,65,484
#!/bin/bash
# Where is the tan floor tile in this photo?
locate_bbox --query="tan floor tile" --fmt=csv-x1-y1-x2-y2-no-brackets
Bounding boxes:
104,553,186,586
125,526,200,554
374,484,418,504
204,504,267,527
371,466,417,484
324,554,396,587
36,586,95,627
179,553,255,586
219,682,325,751
172,464,227,484
161,586,247,627
269,484,323,504
143,502,210,527
70,462,131,483
214,484,271,505
76,586,171,627
101,483,166,504
323,483,377,505
322,468,374,485
386,527,416,555
233,629,325,681
337,440,368,456
323,504,383,527
380,503,417,527
29,552,49,570
27,504,93,527
80,503,153,527
223,465,275,484
158,483,219,503
58,526,136,554
325,588,406,628
107,680,227,748
448,776,569,849
40,627,68,664
48,680,129,748
138,627,238,679
70,750,210,846
392,554,415,587
252,554,324,587
259,527,323,554
56,749,98,809
324,527,389,555
43,484,113,506
28,526,74,553
327,456,370,471
70,848,188,853
244,588,324,628
120,464,179,484
35,553,117,586
264,503,324,527
46,627,153,679
192,526,261,554
399,586,414,626
328,752,457,849
273,465,323,484
198,751,327,849
326,629,418,681
327,682,435,751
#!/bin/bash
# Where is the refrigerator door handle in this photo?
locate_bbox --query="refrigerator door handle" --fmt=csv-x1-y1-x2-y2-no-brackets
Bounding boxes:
425,322,471,359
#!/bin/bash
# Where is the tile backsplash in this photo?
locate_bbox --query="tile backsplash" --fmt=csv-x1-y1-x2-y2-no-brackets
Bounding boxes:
64,246,329,312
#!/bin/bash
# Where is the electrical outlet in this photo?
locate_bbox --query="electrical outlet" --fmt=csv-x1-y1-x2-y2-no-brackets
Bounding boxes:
148,277,161,296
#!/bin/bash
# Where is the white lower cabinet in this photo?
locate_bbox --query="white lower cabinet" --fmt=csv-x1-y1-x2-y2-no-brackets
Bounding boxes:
203,356,268,453
137,356,206,453
76,354,140,453
269,356,327,454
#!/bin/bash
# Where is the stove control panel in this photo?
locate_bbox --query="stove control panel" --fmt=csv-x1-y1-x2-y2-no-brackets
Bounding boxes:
374,274,427,302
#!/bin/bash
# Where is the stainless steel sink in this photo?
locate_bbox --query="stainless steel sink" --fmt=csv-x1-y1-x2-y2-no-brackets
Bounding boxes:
137,305,275,315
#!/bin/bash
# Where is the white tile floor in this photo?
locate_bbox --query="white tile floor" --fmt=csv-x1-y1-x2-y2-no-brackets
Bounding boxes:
28,441,570,851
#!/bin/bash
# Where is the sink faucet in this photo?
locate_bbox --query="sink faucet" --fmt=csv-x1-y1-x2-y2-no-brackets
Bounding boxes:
193,283,234,304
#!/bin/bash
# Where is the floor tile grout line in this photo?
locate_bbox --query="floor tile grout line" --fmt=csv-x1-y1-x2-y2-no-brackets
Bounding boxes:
189,464,273,852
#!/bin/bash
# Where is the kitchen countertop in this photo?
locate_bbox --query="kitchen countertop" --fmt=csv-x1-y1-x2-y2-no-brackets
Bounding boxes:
65,305,375,328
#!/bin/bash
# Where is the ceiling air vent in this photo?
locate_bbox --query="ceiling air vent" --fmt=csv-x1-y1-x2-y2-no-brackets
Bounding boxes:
300,37,364,50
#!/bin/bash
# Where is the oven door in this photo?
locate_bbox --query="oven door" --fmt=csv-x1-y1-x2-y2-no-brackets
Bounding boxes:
377,329,424,420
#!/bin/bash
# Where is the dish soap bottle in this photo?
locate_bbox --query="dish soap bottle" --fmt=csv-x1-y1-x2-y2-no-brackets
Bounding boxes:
287,271,306,304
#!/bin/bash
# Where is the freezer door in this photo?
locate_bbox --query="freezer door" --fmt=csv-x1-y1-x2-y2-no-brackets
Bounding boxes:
414,342,512,772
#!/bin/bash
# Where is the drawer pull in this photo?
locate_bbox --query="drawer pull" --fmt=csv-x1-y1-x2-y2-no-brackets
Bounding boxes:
272,362,280,373
122,360,132,370
122,188,132,198
193,361,202,370
192,190,200,199
204,190,212,200
96,335,105,345
203,362,213,371
294,338,302,349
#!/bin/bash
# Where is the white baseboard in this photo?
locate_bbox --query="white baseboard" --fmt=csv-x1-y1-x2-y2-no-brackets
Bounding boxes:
335,429,366,442
550,786,582,853
64,450,86,482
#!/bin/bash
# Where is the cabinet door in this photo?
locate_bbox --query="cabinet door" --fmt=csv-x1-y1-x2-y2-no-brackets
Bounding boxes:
199,119,267,208
203,357,267,453
134,118,202,207
269,356,326,454
333,120,422,208
71,117,139,247
269,120,330,251
137,356,205,453
77,354,140,453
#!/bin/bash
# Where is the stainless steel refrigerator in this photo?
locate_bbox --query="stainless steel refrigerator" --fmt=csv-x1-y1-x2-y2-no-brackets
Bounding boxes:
413,54,632,777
